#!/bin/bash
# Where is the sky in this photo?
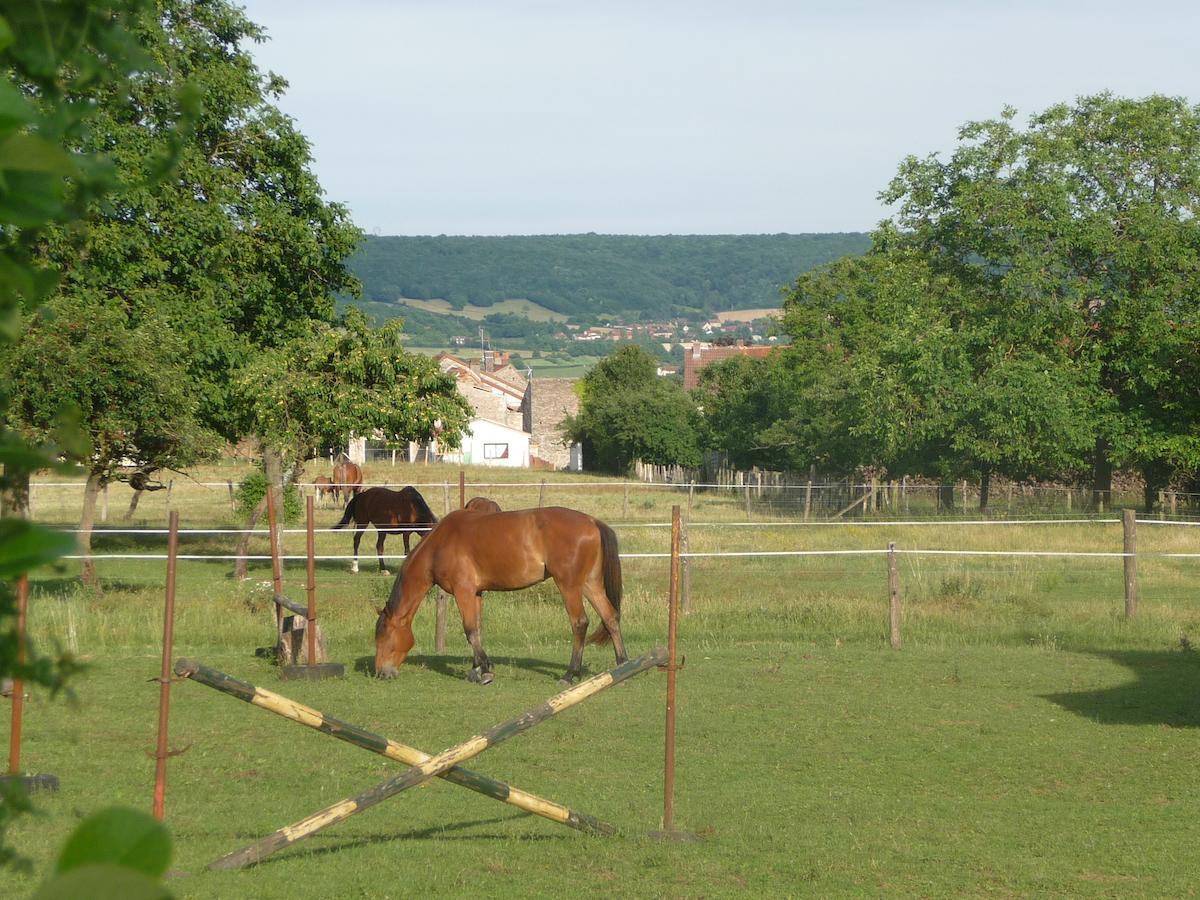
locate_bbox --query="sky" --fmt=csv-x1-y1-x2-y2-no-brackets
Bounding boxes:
237,0,1200,236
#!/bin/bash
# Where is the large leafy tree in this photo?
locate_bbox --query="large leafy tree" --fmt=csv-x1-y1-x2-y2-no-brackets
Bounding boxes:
881,94,1200,507
778,249,1096,506
567,345,702,473
241,308,472,469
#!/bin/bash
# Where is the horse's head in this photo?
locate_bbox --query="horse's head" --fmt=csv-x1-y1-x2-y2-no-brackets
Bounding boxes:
374,602,415,678
464,496,502,514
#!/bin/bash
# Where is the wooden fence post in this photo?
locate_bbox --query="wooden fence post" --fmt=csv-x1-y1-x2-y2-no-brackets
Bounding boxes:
443,481,450,516
538,480,546,508
1123,508,1137,618
803,479,813,521
888,541,901,650
435,592,448,652
623,482,629,519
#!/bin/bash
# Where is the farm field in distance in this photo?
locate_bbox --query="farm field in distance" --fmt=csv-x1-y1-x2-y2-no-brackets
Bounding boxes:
2,461,1198,897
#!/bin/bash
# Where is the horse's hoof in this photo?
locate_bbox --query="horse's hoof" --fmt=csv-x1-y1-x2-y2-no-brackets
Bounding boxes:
379,568,391,577
350,563,359,574
558,672,580,686
467,667,494,685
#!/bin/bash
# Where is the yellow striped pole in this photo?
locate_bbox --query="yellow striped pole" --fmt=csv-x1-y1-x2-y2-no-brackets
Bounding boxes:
175,658,615,836
210,647,667,870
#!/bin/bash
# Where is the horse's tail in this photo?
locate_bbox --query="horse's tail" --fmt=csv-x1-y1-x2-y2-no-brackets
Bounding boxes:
333,492,360,530
587,519,623,646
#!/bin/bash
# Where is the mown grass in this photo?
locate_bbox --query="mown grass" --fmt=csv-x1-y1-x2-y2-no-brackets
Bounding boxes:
2,463,1198,897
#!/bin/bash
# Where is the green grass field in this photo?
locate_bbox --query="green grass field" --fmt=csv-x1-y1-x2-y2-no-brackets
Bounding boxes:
3,462,1198,897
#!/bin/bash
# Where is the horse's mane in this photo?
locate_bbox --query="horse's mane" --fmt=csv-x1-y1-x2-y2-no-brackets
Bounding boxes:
401,485,438,523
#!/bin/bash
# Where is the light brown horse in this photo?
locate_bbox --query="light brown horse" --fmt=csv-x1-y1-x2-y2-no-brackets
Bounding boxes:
334,486,438,574
331,456,363,503
464,496,502,513
374,506,626,685
313,475,335,505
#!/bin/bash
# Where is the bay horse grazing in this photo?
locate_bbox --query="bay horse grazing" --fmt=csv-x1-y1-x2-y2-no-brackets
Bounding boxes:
331,456,363,503
334,486,438,574
374,506,627,685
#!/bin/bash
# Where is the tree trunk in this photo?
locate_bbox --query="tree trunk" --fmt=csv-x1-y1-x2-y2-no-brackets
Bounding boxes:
263,447,285,563
1091,438,1113,511
1142,462,1172,514
233,496,267,581
79,471,104,590
126,488,143,519
1,467,30,519
978,471,990,511
937,482,954,513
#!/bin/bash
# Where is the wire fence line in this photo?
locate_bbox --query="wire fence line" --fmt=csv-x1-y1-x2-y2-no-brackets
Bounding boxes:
62,547,1200,562
44,517,1151,536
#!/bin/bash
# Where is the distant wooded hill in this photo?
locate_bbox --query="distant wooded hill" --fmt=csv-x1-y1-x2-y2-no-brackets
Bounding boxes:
347,233,871,321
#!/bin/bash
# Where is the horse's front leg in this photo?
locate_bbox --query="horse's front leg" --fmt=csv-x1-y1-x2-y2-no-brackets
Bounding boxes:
453,588,493,685
375,530,390,574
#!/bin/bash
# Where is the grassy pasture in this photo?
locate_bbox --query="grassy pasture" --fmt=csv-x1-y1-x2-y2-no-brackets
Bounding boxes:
2,462,1199,897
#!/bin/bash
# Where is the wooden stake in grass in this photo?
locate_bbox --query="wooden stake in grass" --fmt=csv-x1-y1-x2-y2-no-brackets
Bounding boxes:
209,647,667,869
174,658,616,837
1122,508,1137,618
152,511,180,820
888,541,901,650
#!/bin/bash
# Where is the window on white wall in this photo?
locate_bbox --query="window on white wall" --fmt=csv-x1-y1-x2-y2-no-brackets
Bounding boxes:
484,443,509,459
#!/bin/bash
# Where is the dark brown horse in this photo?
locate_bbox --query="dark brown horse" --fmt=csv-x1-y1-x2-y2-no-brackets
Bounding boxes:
331,456,363,503
334,486,438,574
374,506,626,685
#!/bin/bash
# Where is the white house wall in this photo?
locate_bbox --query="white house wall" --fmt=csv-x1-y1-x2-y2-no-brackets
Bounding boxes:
440,418,531,468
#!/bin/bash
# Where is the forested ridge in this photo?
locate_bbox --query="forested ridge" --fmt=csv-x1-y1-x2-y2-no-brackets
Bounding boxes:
348,232,871,320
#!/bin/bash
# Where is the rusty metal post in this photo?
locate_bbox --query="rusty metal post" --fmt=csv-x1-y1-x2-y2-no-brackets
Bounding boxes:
459,470,465,509
888,541,901,650
8,575,27,775
153,511,180,820
306,496,317,665
266,484,283,630
539,480,546,507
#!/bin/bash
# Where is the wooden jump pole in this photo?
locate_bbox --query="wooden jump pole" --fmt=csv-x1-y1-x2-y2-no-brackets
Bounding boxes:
174,658,616,836
210,647,667,870
152,511,180,820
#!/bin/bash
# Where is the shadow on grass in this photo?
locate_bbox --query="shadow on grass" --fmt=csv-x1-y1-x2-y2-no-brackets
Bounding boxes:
352,653,566,682
235,812,563,867
29,574,153,594
1042,649,1200,727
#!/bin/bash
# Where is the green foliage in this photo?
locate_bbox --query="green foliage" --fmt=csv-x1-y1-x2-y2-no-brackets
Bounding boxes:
881,93,1200,496
567,346,702,473
240,308,472,466
348,233,870,322
33,806,172,899
2,296,221,480
40,0,362,443
235,471,301,524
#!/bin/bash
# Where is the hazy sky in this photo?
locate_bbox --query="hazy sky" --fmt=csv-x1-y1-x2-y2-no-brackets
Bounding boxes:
237,0,1199,236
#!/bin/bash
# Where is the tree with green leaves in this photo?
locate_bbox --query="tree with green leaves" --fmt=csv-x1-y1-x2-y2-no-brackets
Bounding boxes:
0,0,187,879
240,308,472,469
779,249,1096,506
2,296,220,586
881,94,1200,508
566,345,702,473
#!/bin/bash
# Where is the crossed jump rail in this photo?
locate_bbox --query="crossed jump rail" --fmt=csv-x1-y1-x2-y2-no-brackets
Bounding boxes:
175,647,668,870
